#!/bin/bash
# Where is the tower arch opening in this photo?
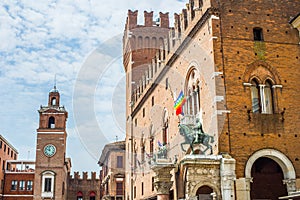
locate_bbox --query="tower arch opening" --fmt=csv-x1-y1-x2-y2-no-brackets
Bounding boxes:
48,117,55,128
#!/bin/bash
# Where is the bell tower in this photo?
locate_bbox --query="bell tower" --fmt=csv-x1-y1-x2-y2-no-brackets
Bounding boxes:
34,86,70,200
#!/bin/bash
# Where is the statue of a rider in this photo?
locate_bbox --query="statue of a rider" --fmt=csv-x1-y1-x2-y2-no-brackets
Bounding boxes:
193,118,204,144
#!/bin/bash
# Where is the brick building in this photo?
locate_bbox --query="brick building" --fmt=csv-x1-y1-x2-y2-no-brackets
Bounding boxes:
67,172,100,200
0,88,100,200
98,141,125,200
123,0,300,199
2,160,35,200
0,135,18,199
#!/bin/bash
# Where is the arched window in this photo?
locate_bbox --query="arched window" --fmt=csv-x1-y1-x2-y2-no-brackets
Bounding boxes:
184,68,200,116
89,191,96,200
264,80,273,114
51,97,56,106
48,117,55,128
250,78,274,114
251,79,260,113
77,191,83,200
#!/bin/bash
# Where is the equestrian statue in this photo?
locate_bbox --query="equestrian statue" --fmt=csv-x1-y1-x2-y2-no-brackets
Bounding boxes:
178,118,214,154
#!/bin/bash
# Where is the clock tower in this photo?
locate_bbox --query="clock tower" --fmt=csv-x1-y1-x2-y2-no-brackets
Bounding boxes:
34,86,70,200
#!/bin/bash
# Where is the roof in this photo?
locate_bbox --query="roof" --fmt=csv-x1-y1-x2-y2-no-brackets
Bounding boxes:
0,135,18,154
290,12,300,24
98,141,125,166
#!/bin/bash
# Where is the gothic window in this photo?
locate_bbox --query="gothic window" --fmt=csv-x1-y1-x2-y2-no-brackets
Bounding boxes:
77,191,83,200
51,97,56,106
250,78,274,114
48,117,55,128
253,27,264,41
251,79,260,113
264,80,274,114
89,191,96,200
184,68,200,116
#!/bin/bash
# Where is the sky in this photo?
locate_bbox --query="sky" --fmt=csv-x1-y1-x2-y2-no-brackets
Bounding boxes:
0,0,186,174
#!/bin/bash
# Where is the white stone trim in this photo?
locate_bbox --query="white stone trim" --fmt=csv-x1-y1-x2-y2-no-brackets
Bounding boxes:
245,148,296,179
41,171,55,198
37,132,64,134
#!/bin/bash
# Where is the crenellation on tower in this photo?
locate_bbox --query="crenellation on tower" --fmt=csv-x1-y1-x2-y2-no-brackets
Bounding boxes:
126,10,138,30
159,12,170,28
144,11,154,27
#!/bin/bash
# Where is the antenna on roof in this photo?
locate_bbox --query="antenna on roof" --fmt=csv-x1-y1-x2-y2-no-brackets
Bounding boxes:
54,74,57,90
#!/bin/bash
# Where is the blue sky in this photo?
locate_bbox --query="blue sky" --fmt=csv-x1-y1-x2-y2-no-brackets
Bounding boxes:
0,0,186,173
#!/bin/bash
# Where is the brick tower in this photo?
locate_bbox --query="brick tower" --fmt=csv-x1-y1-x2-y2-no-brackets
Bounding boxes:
33,86,69,200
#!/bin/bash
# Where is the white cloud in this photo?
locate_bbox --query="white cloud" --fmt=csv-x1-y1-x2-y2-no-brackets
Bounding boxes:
0,0,186,172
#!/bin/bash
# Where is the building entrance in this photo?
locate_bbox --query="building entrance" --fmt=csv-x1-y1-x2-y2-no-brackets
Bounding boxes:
250,157,287,200
196,185,213,200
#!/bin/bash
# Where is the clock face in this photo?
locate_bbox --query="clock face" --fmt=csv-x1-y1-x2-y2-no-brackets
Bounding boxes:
44,144,56,157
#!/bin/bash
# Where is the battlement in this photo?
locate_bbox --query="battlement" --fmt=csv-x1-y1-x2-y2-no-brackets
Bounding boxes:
69,171,100,181
123,0,220,108
125,10,170,30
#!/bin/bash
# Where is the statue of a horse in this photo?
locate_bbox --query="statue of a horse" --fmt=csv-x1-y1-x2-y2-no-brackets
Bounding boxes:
178,122,214,154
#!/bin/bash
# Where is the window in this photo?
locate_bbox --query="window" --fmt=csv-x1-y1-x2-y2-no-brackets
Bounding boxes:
253,27,264,41
152,96,154,106
250,79,274,114
117,156,123,168
51,97,56,106
134,186,136,198
11,180,17,191
165,78,168,90
7,147,10,155
48,117,55,128
251,79,260,113
143,108,145,117
4,144,6,152
116,182,123,195
89,191,96,200
27,181,33,191
134,118,137,127
184,69,200,116
62,181,65,195
0,141,2,148
42,171,55,198
150,139,153,155
10,150,13,158
19,180,25,190
152,177,154,191
44,178,52,192
142,182,144,195
77,191,83,200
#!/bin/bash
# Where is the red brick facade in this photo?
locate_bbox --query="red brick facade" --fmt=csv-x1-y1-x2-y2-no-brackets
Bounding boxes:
123,0,300,199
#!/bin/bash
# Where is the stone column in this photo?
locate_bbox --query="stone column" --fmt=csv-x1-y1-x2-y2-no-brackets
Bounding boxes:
236,178,252,200
220,155,236,200
283,179,296,194
152,163,175,200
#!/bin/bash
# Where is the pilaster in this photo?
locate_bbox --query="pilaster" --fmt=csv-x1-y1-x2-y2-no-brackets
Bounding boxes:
151,159,175,200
